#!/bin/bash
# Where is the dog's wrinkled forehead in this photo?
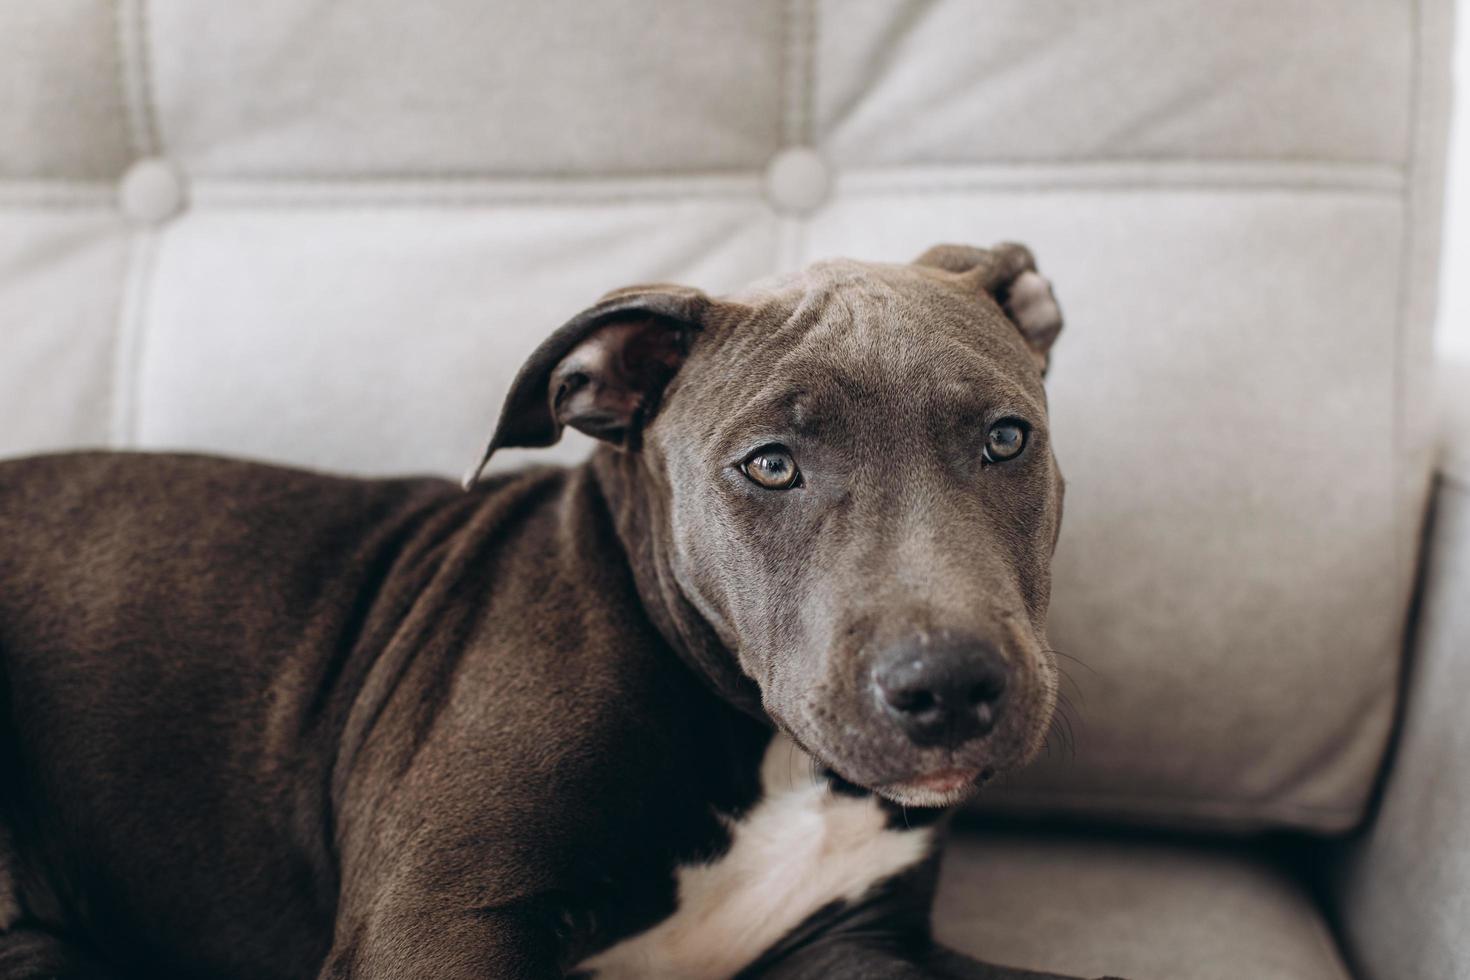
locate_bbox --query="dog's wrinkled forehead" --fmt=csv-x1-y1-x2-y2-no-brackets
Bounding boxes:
736,261,1041,378
683,259,1048,449
465,242,1060,486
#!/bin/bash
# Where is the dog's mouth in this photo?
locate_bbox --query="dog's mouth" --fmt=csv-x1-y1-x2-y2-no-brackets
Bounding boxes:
875,764,997,808
788,702,1042,808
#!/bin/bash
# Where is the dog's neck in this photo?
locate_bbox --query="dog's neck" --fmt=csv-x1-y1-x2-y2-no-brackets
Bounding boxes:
589,447,769,723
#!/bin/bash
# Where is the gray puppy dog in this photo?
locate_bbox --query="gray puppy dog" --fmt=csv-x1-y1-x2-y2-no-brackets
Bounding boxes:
0,243,1117,980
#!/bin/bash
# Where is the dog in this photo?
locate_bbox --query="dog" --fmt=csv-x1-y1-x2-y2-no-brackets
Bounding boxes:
0,242,1116,979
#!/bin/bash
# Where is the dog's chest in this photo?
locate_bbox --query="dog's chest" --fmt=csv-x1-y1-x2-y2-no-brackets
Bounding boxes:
575,735,933,980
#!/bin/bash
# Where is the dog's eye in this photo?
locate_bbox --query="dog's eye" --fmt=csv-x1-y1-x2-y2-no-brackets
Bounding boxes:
741,446,802,490
983,420,1028,463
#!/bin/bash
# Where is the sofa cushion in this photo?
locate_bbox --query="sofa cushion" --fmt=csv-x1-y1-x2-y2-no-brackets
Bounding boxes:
0,0,1452,832
0,211,128,453
146,1,788,177
1331,359,1470,980
0,0,133,179
935,827,1352,980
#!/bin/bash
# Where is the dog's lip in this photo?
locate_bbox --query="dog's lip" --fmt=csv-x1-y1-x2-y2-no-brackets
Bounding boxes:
871,766,989,808
885,767,983,795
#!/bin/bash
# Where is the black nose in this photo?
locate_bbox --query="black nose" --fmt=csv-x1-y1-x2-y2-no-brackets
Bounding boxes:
872,635,1009,748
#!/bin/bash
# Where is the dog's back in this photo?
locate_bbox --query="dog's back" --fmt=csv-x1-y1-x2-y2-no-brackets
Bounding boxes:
0,451,746,979
0,452,465,978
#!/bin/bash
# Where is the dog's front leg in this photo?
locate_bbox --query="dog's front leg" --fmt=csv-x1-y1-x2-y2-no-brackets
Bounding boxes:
0,923,120,980
315,893,565,980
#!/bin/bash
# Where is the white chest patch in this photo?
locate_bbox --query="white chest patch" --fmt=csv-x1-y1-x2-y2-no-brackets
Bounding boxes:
575,735,933,980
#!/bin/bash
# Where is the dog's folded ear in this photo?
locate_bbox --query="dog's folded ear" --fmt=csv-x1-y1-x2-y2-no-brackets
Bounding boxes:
914,242,1063,373
463,284,709,487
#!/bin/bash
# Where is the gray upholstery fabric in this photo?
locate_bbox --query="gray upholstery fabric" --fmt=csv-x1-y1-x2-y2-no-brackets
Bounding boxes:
147,1,789,176
814,0,1412,165
1332,359,1470,980
0,212,126,448
935,828,1352,980
0,1,1453,838
0,0,133,179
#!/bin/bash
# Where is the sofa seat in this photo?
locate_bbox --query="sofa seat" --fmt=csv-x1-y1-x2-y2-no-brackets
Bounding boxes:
935,828,1352,980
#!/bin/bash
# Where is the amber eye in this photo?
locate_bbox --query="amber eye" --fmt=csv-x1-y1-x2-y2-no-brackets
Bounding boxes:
983,420,1028,463
741,446,802,490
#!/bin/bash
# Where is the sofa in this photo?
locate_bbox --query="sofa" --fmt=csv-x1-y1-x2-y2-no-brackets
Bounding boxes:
1,2,1463,978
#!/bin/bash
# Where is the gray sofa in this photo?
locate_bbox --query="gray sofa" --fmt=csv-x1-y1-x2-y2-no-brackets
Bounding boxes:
1,2,1464,977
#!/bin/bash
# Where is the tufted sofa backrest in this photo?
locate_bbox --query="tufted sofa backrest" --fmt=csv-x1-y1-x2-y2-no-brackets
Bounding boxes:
1,0,1453,832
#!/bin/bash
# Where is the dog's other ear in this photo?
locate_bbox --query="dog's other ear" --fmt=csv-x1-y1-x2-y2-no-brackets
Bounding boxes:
463,284,709,487
914,242,1063,373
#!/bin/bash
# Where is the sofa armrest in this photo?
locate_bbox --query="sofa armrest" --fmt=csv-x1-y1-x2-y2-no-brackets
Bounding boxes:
1332,357,1470,980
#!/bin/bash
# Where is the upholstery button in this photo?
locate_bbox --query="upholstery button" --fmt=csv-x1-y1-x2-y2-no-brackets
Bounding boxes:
764,147,831,216
119,158,187,225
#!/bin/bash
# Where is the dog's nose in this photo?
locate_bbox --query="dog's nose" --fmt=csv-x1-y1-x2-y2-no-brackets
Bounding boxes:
872,636,1008,748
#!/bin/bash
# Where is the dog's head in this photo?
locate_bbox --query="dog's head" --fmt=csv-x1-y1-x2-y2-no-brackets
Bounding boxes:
470,243,1065,807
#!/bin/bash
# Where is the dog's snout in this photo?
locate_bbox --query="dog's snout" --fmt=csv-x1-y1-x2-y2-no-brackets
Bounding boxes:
872,635,1008,748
